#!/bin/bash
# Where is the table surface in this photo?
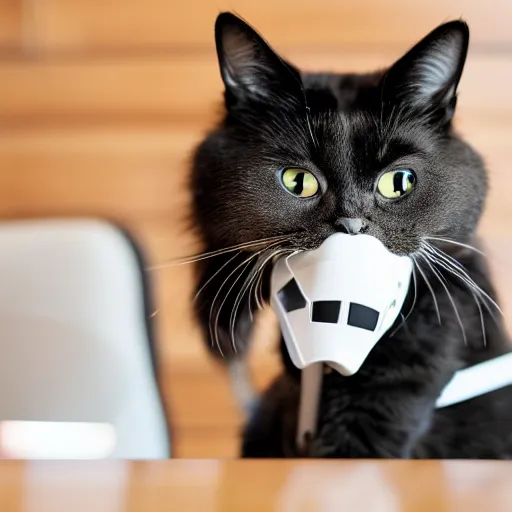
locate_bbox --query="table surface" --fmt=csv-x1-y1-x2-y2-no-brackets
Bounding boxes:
1,459,511,511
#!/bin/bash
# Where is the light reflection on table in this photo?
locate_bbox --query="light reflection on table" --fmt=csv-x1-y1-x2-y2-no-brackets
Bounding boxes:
0,421,116,459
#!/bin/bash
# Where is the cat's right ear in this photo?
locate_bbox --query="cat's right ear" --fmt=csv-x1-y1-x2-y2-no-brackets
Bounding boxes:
214,12,303,108
382,20,469,122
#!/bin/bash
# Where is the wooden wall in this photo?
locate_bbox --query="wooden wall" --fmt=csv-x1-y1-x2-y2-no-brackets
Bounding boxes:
1,0,512,457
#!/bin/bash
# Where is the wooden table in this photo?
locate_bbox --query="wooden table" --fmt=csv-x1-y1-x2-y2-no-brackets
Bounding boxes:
1,460,511,511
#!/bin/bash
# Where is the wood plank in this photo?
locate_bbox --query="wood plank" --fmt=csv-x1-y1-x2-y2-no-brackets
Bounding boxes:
0,55,219,122
0,51,509,123
27,0,512,52
0,0,22,49
0,127,199,221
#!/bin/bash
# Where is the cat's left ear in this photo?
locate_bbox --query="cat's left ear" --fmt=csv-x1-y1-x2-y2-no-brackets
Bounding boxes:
214,12,304,108
382,20,469,121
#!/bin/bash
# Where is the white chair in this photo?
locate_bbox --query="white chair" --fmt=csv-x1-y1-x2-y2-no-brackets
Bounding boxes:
0,218,171,459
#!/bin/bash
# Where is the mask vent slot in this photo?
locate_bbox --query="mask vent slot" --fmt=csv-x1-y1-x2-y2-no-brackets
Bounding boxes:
278,278,307,312
348,303,379,331
312,301,341,324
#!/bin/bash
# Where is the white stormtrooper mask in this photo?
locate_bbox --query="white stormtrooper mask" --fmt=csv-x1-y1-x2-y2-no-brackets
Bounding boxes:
271,233,413,376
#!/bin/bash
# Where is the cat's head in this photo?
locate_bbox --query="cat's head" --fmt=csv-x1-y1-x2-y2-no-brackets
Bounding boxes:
192,12,486,257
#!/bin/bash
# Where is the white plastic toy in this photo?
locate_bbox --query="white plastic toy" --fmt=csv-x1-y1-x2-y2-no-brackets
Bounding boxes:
271,232,413,447
270,232,512,450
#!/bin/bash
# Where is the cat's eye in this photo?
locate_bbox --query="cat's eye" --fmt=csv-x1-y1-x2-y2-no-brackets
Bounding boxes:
281,168,319,198
377,169,416,199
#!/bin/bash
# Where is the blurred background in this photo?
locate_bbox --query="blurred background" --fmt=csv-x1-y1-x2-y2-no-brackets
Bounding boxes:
1,0,512,458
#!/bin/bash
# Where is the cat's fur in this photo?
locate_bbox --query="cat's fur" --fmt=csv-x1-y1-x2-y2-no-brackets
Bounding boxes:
191,12,512,458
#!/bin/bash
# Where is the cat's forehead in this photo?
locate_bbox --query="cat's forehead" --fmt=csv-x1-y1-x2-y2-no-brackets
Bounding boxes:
303,71,437,149
310,107,435,172
247,71,440,170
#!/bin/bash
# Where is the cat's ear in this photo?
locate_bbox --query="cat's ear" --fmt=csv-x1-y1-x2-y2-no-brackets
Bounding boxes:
214,12,303,107
383,21,469,119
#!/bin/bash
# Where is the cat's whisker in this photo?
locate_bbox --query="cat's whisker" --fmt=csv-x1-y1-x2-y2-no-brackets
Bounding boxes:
423,239,502,346
250,255,266,313
247,274,255,322
254,274,263,311
422,246,487,347
424,236,486,257
389,312,407,338
229,247,288,349
147,235,289,270
253,251,277,311
404,264,418,324
212,257,255,357
229,263,260,351
412,255,442,325
438,249,504,316
250,248,299,316
246,250,272,321
420,253,468,346
194,250,242,302
248,257,268,318
478,298,487,347
214,240,287,356
207,251,262,358
251,251,270,311
391,264,418,336
256,264,266,310
423,242,502,316
254,248,286,291
305,106,320,150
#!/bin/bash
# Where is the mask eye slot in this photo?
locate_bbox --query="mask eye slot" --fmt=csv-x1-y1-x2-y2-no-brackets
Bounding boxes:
278,278,307,312
311,301,341,324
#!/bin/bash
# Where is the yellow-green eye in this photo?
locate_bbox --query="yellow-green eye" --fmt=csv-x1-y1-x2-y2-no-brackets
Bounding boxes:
377,169,416,199
281,168,319,198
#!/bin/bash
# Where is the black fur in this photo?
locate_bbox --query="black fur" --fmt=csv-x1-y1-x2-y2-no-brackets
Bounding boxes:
191,12,512,458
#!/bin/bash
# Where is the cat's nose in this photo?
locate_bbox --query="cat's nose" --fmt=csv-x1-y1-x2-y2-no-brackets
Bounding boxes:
337,218,366,235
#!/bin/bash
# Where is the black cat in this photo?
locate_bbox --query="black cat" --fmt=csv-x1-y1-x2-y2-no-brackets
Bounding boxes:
191,12,512,458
